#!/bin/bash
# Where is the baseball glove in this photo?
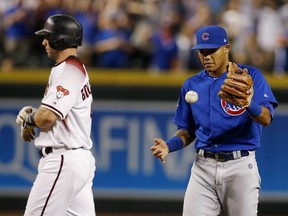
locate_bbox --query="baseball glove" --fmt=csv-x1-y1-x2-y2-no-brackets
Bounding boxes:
218,62,253,108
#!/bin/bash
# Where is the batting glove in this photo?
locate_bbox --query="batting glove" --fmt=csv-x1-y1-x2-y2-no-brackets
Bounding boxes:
16,106,37,126
21,125,36,142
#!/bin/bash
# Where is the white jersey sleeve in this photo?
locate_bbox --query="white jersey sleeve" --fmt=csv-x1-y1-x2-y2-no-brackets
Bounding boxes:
35,57,93,150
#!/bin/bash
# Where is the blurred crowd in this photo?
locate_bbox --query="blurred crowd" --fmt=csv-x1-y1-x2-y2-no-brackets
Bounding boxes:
0,0,288,75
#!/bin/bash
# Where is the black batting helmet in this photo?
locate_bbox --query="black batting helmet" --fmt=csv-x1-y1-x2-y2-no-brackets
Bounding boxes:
35,14,83,50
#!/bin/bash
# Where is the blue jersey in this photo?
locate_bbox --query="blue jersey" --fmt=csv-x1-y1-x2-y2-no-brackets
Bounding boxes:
174,65,278,152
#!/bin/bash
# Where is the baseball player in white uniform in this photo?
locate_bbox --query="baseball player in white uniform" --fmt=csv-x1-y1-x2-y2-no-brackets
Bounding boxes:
16,14,96,216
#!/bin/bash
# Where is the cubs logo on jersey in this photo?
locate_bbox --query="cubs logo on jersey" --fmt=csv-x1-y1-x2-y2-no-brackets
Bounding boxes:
221,99,246,116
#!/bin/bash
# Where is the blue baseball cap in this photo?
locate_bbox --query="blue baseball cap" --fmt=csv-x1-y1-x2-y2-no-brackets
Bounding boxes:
192,25,229,50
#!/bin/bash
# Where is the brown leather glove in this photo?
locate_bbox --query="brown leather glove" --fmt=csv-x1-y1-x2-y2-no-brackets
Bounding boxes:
218,62,253,108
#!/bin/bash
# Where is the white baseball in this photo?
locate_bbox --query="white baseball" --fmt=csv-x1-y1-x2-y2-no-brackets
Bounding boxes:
185,91,198,104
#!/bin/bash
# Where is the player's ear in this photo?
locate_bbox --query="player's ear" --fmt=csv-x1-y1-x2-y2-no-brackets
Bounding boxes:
224,44,230,53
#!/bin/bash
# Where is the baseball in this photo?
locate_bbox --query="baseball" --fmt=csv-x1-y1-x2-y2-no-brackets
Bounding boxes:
185,91,198,104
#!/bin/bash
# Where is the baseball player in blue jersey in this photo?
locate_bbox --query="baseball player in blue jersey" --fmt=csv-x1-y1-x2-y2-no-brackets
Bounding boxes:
151,25,278,216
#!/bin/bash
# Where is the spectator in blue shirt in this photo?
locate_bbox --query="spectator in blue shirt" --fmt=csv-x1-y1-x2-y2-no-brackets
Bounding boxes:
149,12,179,73
2,0,31,71
93,8,131,68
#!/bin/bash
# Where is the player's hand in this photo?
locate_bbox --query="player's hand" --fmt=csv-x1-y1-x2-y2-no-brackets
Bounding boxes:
150,138,169,164
21,125,36,142
16,106,37,126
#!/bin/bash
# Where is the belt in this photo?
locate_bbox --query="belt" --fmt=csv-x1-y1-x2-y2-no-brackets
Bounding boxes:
198,149,249,162
39,146,84,157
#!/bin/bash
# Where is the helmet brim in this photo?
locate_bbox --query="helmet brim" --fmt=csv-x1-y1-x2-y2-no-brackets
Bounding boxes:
35,29,52,36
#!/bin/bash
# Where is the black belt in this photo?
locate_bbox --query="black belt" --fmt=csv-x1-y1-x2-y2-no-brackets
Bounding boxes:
201,150,249,162
39,146,83,157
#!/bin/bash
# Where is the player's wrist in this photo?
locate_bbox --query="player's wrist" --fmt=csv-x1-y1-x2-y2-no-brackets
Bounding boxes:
24,112,37,128
246,100,262,117
166,136,184,153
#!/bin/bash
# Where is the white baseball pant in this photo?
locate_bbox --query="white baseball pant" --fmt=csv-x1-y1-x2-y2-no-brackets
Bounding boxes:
24,148,96,216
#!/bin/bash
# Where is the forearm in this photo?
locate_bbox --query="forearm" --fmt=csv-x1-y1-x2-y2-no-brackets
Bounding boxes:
248,105,271,126
33,107,59,129
246,101,271,126
174,129,196,147
166,129,195,153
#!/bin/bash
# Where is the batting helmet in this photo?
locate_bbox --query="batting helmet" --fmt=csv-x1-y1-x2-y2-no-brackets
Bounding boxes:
35,14,83,50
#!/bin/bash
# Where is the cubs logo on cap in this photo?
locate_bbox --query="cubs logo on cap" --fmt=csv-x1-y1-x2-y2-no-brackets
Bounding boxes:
192,25,229,50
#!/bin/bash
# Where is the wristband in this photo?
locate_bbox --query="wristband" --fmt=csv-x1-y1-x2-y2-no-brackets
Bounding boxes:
24,112,37,127
246,100,262,117
166,136,184,153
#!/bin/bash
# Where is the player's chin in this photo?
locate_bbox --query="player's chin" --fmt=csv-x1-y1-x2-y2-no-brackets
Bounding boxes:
47,52,56,60
46,52,51,58
204,63,215,70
